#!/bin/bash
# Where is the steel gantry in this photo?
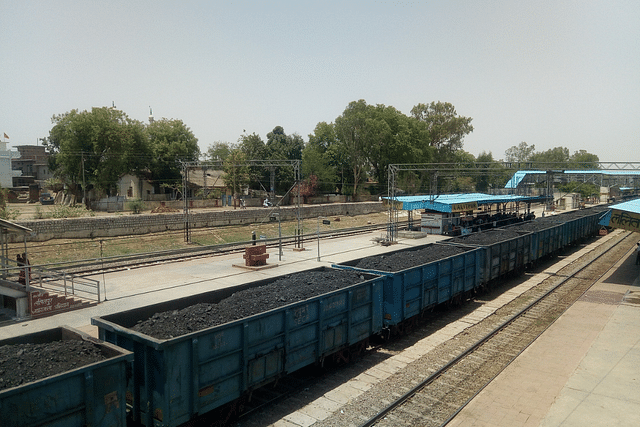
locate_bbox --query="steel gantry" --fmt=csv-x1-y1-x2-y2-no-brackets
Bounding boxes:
385,162,640,243
181,159,302,244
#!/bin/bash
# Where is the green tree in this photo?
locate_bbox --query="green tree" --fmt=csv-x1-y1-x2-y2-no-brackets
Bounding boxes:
147,118,199,185
367,105,425,189
447,150,476,192
266,126,303,161
239,132,267,160
46,107,148,198
529,146,570,170
223,149,250,199
205,141,234,161
568,150,599,169
238,132,267,190
473,151,509,192
265,126,304,194
504,141,536,164
334,100,373,197
557,181,600,199
410,101,474,162
303,122,339,193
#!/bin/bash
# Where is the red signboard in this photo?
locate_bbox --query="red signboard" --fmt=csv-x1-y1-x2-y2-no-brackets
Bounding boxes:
29,291,85,318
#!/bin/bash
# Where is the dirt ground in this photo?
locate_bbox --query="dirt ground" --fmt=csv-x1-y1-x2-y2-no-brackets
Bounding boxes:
5,202,402,265
7,202,400,221
7,202,218,221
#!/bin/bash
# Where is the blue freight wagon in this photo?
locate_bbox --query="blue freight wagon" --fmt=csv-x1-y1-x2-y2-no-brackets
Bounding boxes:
332,243,484,327
503,219,564,263
561,209,603,240
0,326,132,427
441,229,532,282
92,267,384,427
550,209,599,247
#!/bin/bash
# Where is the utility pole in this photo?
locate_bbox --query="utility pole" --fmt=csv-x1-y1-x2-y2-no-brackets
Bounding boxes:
81,152,86,207
183,162,190,243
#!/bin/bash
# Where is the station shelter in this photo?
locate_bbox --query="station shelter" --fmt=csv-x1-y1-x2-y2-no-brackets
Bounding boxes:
0,219,31,320
391,193,548,235
598,198,640,233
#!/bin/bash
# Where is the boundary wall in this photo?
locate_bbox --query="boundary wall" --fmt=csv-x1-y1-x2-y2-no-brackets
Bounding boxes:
13,202,385,242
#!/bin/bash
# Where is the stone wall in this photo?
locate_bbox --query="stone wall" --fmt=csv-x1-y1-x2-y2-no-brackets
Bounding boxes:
12,202,385,242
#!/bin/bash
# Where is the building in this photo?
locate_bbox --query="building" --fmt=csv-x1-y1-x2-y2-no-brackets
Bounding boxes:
0,140,21,189
11,145,52,188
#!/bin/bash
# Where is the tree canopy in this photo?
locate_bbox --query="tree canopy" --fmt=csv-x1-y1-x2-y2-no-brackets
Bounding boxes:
204,141,234,162
504,141,536,163
147,118,199,185
410,101,474,162
46,107,198,198
46,107,148,196
45,100,604,202
302,122,339,193
503,142,600,170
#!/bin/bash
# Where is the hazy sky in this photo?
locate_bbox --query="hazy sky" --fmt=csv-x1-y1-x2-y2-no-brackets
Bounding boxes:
2,1,638,163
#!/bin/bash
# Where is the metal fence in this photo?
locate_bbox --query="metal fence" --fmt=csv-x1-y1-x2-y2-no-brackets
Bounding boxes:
2,261,101,303
28,268,101,303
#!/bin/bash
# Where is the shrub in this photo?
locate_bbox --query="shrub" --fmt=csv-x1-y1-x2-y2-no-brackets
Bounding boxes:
0,207,19,221
127,198,145,214
34,204,95,219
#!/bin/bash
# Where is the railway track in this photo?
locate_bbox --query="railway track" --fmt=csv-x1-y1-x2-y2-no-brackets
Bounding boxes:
48,221,406,276
353,231,635,427
229,230,633,427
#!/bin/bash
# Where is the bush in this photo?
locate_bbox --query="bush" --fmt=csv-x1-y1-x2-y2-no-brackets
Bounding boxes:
33,205,95,219
0,207,19,221
127,198,145,214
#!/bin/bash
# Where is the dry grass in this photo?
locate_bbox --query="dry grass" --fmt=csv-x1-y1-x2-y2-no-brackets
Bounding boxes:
11,210,398,266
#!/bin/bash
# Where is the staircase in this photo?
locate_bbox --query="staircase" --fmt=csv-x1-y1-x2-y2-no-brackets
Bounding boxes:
29,288,97,319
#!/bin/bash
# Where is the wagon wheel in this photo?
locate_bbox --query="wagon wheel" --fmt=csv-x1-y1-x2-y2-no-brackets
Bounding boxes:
350,338,369,359
209,395,248,427
333,348,350,364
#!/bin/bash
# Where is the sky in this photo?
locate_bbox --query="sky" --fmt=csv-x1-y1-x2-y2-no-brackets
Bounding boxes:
1,0,639,163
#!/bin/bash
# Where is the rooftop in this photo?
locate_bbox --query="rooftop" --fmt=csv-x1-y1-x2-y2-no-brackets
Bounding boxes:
388,193,547,213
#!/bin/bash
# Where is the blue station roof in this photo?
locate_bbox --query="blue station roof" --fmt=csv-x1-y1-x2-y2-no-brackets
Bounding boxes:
505,170,640,189
598,198,640,232
388,193,547,213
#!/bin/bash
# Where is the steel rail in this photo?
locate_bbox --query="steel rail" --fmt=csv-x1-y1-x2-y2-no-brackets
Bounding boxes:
358,231,634,427
42,220,409,275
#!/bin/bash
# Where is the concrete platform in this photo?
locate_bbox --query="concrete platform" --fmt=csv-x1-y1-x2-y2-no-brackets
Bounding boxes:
0,230,445,340
4,218,635,426
448,243,640,427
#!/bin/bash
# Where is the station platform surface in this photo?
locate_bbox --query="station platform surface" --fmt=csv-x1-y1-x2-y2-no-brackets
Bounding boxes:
4,212,636,427
448,242,640,427
0,229,446,340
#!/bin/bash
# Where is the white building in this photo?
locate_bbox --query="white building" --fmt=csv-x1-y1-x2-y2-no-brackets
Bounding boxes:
0,140,21,188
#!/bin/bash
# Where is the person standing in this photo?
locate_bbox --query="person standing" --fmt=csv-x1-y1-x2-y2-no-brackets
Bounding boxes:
636,242,640,265
17,254,25,285
22,253,31,282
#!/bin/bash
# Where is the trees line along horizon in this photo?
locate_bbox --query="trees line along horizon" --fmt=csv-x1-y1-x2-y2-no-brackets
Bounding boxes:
41,100,600,201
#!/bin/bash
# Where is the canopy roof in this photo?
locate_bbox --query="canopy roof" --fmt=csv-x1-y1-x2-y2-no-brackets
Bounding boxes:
388,193,547,213
505,170,640,189
0,218,31,234
598,198,640,233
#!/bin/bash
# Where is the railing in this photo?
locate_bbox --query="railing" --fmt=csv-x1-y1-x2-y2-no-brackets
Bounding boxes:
1,262,101,303
30,268,101,303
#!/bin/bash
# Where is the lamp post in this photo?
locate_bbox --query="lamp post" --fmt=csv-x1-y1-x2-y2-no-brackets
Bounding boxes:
270,211,282,261
317,217,330,261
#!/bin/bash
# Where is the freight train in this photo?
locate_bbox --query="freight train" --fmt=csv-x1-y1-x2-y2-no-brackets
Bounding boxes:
0,204,610,427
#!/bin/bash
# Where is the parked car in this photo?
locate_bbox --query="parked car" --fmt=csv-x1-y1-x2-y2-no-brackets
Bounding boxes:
39,193,54,205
